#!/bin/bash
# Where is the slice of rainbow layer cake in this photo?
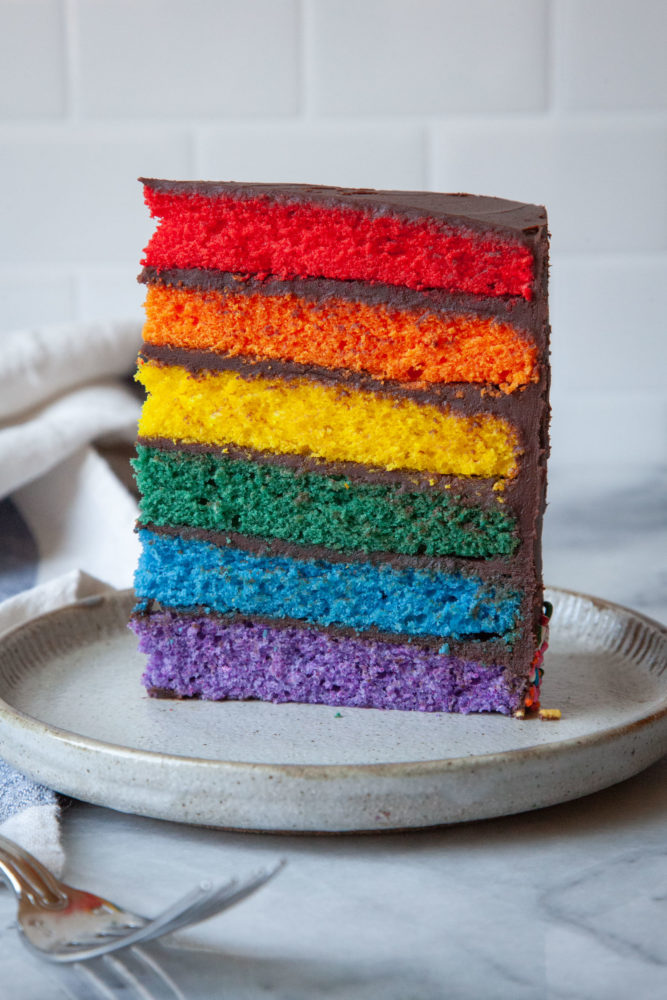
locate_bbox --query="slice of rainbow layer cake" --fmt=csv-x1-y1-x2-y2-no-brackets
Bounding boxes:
130,180,550,715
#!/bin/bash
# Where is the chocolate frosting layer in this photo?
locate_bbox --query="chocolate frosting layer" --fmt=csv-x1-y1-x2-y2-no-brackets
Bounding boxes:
132,600,532,674
139,343,541,429
140,520,527,578
139,179,547,244
139,267,541,344
138,435,508,500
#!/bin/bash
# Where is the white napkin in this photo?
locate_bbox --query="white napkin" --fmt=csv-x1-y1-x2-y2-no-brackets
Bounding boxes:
0,571,118,875
0,320,143,871
0,320,141,499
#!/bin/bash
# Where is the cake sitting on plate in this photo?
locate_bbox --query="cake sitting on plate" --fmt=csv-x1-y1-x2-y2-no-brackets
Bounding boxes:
130,180,550,715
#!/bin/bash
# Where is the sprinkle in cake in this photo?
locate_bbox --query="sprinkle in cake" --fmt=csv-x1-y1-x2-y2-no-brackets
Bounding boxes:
130,180,550,715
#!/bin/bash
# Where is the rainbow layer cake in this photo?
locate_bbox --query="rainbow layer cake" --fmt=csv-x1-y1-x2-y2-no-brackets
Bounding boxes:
130,180,550,715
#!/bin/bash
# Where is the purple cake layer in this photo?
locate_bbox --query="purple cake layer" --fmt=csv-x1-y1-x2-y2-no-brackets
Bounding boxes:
130,609,526,715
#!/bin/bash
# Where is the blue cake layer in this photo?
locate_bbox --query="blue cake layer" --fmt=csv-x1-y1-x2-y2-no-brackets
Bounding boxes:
135,529,521,640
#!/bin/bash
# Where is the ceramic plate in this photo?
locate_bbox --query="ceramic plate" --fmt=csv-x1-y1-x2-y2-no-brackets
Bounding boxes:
0,587,664,832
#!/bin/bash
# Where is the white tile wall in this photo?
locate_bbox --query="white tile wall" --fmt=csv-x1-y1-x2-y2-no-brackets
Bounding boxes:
309,0,549,114
550,255,667,393
1,0,665,467
432,120,667,253
75,0,300,118
198,124,427,189
553,0,667,111
549,390,667,467
0,273,75,329
0,129,193,265
0,1,66,117
77,269,145,324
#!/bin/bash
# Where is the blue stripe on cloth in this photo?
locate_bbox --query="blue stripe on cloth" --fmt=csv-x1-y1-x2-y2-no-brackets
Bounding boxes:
0,499,56,819
0,764,57,823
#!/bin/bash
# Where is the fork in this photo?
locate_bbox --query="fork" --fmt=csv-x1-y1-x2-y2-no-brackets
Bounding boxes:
49,945,188,1000
0,833,284,963
48,945,186,1000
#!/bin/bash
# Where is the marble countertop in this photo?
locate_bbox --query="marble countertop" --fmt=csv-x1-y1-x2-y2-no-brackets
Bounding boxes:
1,462,665,999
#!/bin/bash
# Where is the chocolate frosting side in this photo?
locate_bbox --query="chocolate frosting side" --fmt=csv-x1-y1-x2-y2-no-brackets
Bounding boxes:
139,267,541,343
529,228,551,641
139,178,547,245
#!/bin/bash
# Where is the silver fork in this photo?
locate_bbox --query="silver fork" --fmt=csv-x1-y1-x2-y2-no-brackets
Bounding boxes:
0,833,284,963
50,945,187,1000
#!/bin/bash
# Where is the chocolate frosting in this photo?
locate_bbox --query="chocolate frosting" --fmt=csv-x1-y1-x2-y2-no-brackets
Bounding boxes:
139,343,542,431
138,435,514,506
139,178,547,244
139,267,541,342
141,520,527,578
132,599,531,673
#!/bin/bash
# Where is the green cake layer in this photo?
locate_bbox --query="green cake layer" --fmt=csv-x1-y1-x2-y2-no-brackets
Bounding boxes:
134,445,520,560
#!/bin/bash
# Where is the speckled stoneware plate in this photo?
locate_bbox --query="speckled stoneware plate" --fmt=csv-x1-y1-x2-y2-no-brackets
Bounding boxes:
0,587,665,832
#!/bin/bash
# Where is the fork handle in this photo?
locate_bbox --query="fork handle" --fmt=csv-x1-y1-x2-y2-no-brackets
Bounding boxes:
0,834,67,906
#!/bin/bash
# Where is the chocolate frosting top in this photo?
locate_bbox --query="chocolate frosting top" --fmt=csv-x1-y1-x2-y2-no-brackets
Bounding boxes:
139,178,547,244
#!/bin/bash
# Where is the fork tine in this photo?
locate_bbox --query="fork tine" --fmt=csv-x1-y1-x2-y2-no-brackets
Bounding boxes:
47,962,107,1000
121,947,186,1000
139,860,287,944
45,859,286,962
163,861,287,935
72,961,121,1000
40,884,219,962
51,950,182,1000
123,859,287,950
92,947,185,1000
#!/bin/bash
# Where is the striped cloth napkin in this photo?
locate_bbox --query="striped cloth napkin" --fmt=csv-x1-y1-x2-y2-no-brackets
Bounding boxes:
0,320,142,873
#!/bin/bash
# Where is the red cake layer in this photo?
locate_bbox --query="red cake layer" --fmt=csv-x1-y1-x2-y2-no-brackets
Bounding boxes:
142,186,536,299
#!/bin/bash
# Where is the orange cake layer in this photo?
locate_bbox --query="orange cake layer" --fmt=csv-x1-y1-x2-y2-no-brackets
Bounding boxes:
143,283,538,392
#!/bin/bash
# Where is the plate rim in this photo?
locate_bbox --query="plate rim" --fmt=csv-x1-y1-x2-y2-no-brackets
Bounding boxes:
0,584,665,780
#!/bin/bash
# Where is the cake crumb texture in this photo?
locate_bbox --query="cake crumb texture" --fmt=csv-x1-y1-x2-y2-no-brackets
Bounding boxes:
137,361,520,479
142,282,538,392
133,445,520,559
131,609,525,715
142,188,536,299
135,528,522,640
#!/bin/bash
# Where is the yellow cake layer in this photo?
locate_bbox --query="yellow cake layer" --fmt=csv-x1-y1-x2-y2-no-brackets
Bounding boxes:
137,361,520,479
